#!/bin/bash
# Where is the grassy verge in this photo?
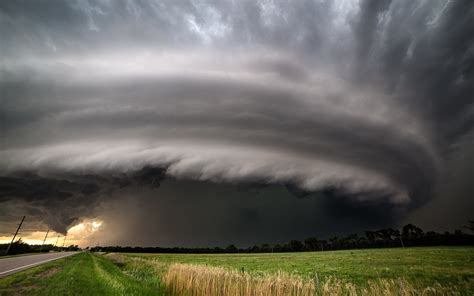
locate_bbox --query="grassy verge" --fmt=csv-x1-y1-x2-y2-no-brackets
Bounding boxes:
0,253,165,295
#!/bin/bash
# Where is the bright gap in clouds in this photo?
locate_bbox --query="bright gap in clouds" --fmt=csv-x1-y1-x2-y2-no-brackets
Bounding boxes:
67,219,103,245
0,219,103,247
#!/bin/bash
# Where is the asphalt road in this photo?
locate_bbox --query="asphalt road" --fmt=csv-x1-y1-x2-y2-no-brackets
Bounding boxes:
0,252,79,278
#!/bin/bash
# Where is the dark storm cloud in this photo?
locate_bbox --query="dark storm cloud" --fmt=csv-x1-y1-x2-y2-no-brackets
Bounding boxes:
0,173,100,233
1,0,473,242
87,180,401,248
0,167,165,234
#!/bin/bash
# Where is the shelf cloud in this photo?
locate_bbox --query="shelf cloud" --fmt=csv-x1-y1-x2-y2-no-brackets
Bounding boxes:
1,0,473,244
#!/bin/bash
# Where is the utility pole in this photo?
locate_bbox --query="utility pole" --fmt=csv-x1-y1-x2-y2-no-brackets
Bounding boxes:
62,236,67,248
55,234,60,247
399,236,405,248
41,229,50,251
5,216,25,255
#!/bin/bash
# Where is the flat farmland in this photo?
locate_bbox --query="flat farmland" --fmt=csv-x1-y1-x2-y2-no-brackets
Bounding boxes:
1,247,473,295
127,247,474,287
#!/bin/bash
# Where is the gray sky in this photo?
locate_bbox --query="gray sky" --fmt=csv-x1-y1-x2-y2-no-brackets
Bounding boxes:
1,0,473,246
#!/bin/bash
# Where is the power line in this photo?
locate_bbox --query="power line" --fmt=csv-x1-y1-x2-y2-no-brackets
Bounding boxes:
41,229,50,251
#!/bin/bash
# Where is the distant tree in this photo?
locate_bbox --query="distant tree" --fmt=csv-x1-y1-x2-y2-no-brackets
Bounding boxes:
260,244,271,252
225,244,238,253
247,245,261,253
65,245,80,251
304,237,319,251
402,224,424,238
365,231,376,242
424,231,442,246
289,240,304,252
357,236,368,248
273,244,284,252
344,234,359,248
7,239,32,255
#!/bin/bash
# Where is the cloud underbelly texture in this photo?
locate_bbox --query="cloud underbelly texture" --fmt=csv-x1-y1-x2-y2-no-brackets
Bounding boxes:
0,0,472,235
1,54,438,207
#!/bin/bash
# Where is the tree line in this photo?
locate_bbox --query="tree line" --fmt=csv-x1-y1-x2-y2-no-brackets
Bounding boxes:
90,222,474,253
0,239,80,256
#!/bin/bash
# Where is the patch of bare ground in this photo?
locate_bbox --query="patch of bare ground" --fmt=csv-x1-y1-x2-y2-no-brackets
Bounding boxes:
35,266,62,279
10,284,40,296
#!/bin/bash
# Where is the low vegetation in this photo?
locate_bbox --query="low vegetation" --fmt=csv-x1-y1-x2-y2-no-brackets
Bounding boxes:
0,239,80,256
128,247,474,287
109,248,474,295
1,247,473,295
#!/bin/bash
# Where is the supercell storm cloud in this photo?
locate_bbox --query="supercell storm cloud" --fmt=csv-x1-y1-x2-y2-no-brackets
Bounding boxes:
0,0,473,245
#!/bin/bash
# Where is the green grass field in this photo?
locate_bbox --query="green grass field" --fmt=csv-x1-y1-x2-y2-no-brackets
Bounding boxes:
0,247,473,295
128,246,474,287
